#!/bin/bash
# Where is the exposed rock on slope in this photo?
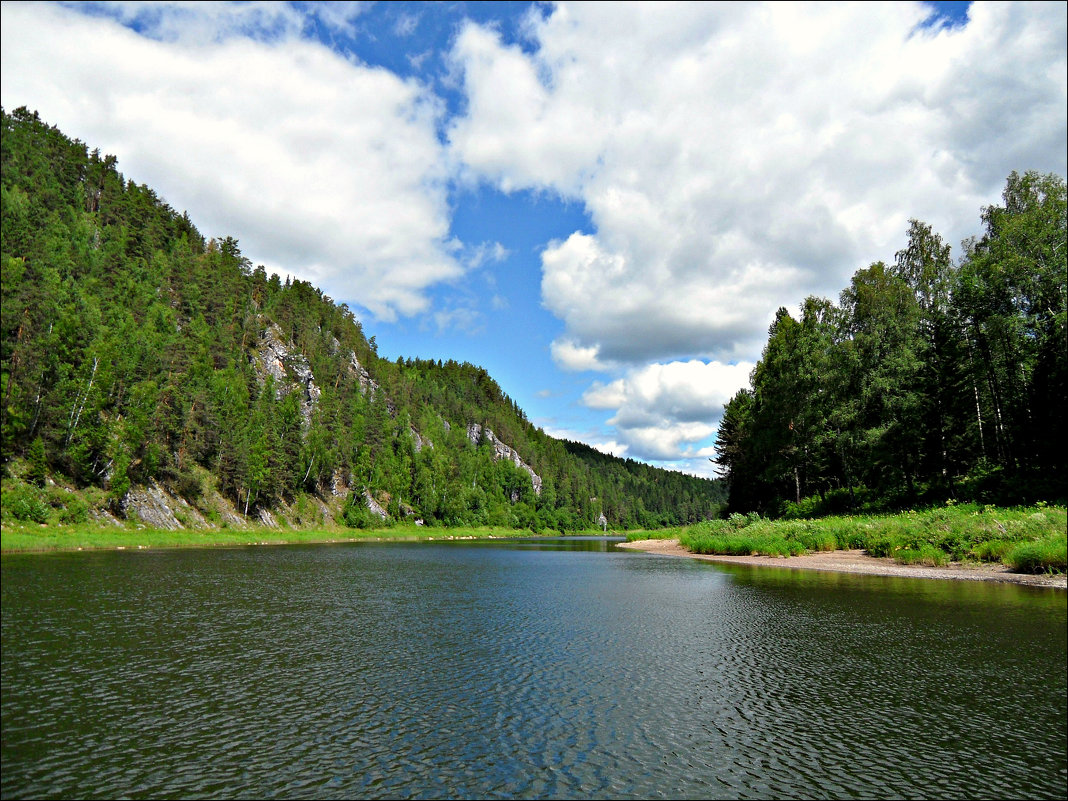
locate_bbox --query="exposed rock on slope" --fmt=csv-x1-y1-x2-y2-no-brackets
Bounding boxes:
348,351,379,396
410,427,432,453
253,322,321,426
364,490,389,520
121,479,247,530
467,423,543,496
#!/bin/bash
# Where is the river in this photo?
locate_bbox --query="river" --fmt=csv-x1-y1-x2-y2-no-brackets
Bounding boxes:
2,537,1065,799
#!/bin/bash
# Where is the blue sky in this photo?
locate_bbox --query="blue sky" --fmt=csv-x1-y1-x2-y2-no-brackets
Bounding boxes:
2,1,1065,476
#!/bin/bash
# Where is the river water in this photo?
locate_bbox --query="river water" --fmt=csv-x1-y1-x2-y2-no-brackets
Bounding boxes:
2,537,1065,799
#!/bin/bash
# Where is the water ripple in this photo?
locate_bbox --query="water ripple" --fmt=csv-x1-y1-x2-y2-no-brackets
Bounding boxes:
2,544,1066,800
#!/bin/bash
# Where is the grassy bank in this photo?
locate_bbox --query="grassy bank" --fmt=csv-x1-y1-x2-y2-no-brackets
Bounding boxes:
0,475,598,553
0,522,560,553
628,504,1067,574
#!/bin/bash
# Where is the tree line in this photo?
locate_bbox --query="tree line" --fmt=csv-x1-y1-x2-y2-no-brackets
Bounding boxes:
1,107,726,530
715,171,1066,515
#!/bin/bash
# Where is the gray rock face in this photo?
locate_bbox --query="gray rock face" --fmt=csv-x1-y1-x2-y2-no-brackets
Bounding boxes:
121,479,247,530
330,469,350,498
254,323,321,426
364,490,389,520
466,423,543,496
122,480,211,529
347,352,379,396
258,508,280,528
121,481,188,530
410,427,432,453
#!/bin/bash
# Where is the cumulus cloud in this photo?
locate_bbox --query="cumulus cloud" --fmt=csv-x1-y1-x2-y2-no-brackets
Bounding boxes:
583,360,754,461
550,338,611,372
450,1,1066,467
451,1,1067,365
447,20,603,195
1,2,457,321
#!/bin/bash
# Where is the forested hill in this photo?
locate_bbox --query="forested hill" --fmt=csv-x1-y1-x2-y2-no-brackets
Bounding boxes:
716,172,1067,516
0,107,726,530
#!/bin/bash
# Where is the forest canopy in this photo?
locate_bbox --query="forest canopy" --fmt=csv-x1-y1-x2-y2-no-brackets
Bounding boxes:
1,107,727,530
715,171,1067,515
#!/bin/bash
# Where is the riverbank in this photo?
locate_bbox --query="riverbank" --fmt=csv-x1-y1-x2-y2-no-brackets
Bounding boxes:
0,523,569,553
617,538,1067,588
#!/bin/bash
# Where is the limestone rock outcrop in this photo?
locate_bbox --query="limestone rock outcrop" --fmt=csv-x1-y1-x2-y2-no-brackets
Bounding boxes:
410,427,432,453
466,423,543,496
364,490,389,520
252,322,321,426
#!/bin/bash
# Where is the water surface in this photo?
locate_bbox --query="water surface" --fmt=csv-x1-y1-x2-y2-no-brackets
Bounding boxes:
2,538,1065,799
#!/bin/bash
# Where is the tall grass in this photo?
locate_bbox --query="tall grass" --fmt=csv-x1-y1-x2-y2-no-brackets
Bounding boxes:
1005,533,1068,574
632,504,1067,574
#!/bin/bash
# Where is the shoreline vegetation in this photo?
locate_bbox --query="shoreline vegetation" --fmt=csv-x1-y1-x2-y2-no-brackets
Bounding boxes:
616,539,1067,589
0,522,569,554
3,503,1064,589
624,503,1067,588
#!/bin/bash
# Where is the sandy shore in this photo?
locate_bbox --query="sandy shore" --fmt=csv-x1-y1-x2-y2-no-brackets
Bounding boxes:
616,538,1067,589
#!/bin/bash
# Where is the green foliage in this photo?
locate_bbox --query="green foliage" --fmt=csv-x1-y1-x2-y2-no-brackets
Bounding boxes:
51,488,89,524
670,504,1065,574
342,492,388,530
26,436,46,487
108,453,131,509
972,539,1013,562
1004,533,1068,574
2,481,51,523
894,544,948,567
717,174,1066,516
1,108,728,532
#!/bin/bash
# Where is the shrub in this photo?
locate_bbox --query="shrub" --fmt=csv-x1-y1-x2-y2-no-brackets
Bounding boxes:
864,531,901,558
342,493,389,529
972,539,1013,563
896,544,948,566
173,468,202,502
53,491,89,524
782,522,837,552
1005,534,1067,574
2,482,51,523
680,526,800,557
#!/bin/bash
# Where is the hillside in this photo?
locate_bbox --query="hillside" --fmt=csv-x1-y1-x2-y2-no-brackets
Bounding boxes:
0,107,726,531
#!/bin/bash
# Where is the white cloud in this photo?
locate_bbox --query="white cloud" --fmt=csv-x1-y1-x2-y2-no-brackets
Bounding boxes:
1,2,456,321
393,12,420,38
582,360,753,461
433,306,483,335
464,241,511,270
450,1,1066,470
447,20,603,195
451,1,1068,365
550,338,611,372
69,1,370,43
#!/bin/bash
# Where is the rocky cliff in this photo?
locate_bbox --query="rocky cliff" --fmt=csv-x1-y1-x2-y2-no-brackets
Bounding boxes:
466,423,543,497
252,322,321,426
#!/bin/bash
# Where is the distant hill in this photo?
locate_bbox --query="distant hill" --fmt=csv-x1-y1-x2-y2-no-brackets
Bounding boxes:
1,107,726,530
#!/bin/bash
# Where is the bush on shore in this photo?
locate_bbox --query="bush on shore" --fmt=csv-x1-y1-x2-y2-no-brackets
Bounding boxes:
654,503,1067,574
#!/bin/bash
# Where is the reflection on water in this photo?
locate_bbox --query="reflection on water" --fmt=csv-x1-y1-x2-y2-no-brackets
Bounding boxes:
2,539,1065,800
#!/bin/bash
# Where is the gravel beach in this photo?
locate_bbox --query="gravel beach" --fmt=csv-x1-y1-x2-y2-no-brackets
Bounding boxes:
616,538,1067,589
